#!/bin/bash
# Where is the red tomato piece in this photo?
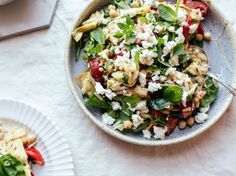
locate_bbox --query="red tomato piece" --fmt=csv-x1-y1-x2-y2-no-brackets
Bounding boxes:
197,22,204,34
180,102,196,119
165,117,180,136
186,1,209,17
25,147,45,165
149,108,163,120
113,52,124,60
88,57,103,82
182,15,193,39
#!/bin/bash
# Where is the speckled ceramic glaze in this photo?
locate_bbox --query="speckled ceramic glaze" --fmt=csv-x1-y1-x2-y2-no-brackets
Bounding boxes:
65,0,236,146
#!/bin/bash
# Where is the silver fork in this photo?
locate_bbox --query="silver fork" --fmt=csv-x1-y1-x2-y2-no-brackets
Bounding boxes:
207,72,236,96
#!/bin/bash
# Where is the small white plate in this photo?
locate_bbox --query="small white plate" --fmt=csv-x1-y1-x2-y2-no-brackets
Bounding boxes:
0,99,75,176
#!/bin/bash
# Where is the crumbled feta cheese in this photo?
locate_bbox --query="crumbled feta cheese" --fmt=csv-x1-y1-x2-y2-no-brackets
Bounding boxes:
132,114,144,128
148,82,162,93
162,41,177,57
95,82,117,100
153,126,167,139
189,23,199,34
195,112,208,123
98,49,109,60
165,67,177,76
200,106,210,113
177,8,188,26
142,129,152,139
160,76,167,82
168,26,175,32
182,90,189,104
154,25,165,33
102,113,116,125
139,72,147,87
151,70,161,81
175,27,185,43
139,49,157,66
129,100,149,113
121,8,137,17
137,23,158,48
111,101,122,111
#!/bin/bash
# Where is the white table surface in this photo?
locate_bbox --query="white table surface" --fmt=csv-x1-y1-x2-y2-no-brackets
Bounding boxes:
0,0,236,175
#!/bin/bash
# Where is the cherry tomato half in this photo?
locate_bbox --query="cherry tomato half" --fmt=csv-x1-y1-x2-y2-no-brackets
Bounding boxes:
186,1,209,17
25,147,45,165
88,57,103,82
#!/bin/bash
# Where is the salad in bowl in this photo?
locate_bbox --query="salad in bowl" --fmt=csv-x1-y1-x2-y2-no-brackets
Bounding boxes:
72,0,219,140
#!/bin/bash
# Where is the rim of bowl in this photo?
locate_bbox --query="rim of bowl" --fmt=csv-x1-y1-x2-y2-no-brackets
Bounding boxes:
65,1,236,146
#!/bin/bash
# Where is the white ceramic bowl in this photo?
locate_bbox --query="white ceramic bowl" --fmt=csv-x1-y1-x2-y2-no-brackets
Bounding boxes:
0,0,15,6
65,0,236,146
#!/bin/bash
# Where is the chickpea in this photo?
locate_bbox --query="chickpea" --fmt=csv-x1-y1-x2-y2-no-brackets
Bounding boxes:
178,120,187,130
204,32,211,41
187,117,195,127
196,34,203,41
123,120,133,129
109,9,118,18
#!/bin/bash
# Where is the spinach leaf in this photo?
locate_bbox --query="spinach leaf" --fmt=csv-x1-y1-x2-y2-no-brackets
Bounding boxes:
0,154,26,176
153,115,166,127
114,32,124,38
201,77,219,107
86,94,110,109
123,96,141,107
90,28,105,44
159,4,177,22
148,98,171,110
173,43,184,56
133,120,150,132
179,54,190,64
190,37,204,48
163,85,183,103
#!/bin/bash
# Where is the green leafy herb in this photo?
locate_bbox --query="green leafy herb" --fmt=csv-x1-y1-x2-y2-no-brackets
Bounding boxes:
82,40,104,61
179,54,190,64
134,51,140,69
133,120,150,132
163,85,183,103
173,43,184,56
153,116,166,127
0,154,26,176
201,77,219,107
138,17,148,23
117,17,135,43
123,96,141,107
159,4,177,22
148,98,171,110
122,75,129,83
146,13,156,23
114,32,124,38
90,28,105,44
86,94,110,109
